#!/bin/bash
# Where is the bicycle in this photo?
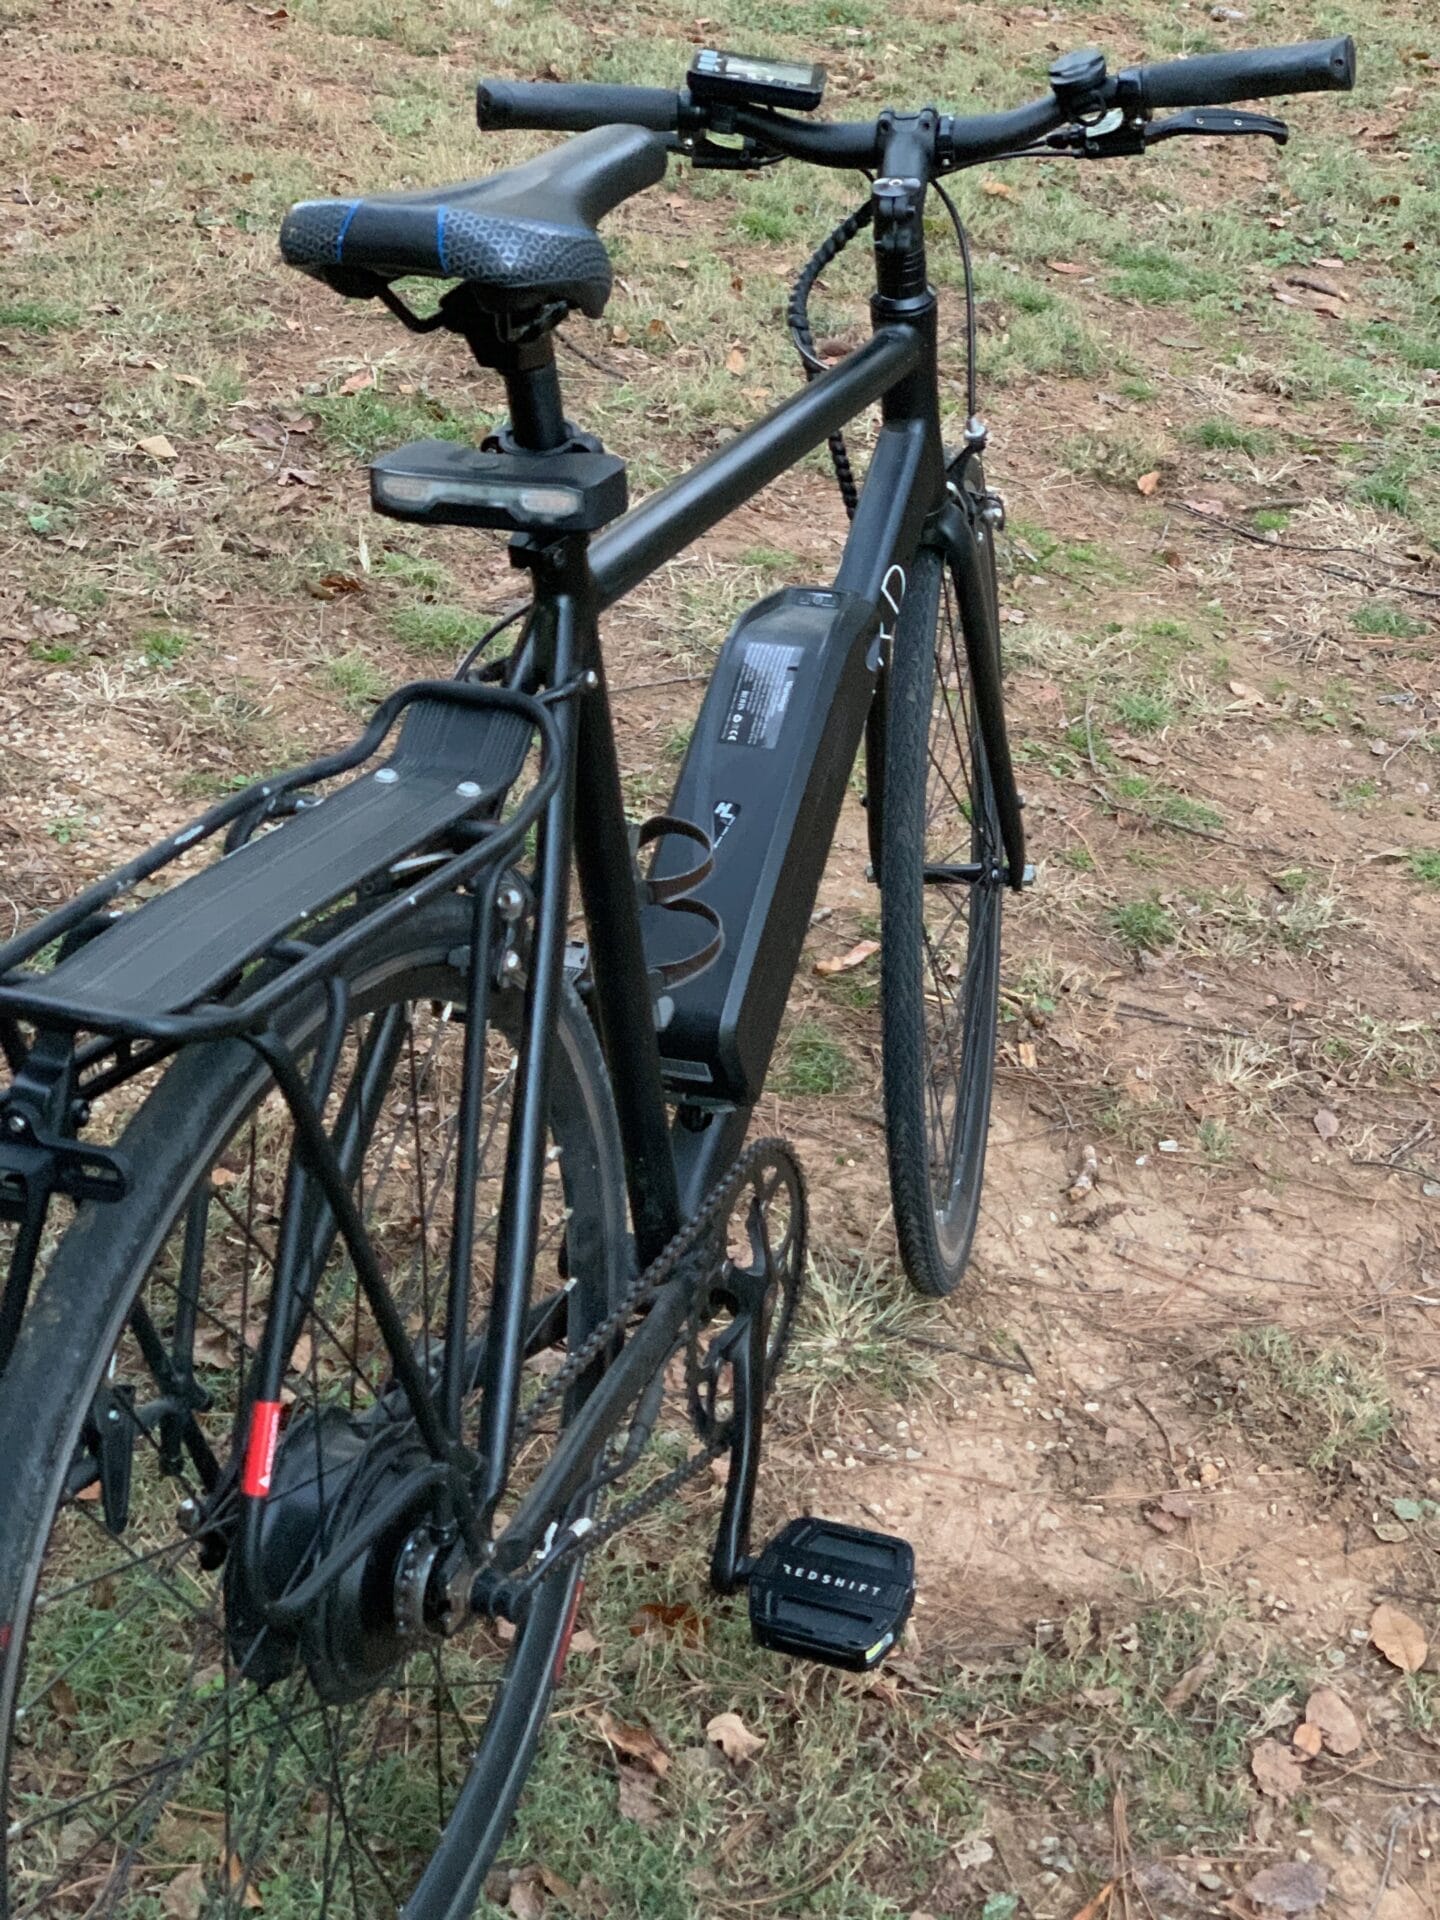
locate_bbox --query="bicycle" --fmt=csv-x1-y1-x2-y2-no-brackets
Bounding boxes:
0,31,1355,1918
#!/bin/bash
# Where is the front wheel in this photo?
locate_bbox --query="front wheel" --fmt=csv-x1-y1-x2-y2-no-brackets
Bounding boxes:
879,538,1004,1298
0,900,628,1920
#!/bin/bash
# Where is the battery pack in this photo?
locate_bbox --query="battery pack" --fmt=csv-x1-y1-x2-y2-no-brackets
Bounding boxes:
646,585,877,1105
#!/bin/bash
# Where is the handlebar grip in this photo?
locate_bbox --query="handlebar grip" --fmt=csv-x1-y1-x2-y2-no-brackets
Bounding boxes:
477,79,681,134
1125,35,1355,111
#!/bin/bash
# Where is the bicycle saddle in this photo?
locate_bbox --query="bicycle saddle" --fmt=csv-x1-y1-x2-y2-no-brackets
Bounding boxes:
279,124,667,318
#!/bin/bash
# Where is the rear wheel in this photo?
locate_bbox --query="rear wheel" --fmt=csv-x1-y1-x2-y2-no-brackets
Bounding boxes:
0,899,627,1920
879,538,1004,1298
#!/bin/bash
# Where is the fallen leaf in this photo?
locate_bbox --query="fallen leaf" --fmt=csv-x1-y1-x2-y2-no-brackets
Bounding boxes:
615,1762,660,1825
537,1863,582,1909
1017,1040,1037,1069
567,1626,600,1658
1136,470,1160,496
1373,1518,1408,1543
161,1863,206,1920
338,368,375,395
137,433,178,461
1228,679,1265,705
980,178,1016,199
1312,1108,1340,1141
222,1852,263,1908
1045,259,1089,275
1304,1686,1361,1755
507,1868,546,1919
705,1709,765,1763
1143,1505,1178,1534
1157,1489,1196,1519
308,571,364,600
814,939,880,977
724,344,746,376
629,1600,704,1645
596,1709,669,1777
1292,1720,1323,1758
1118,743,1161,766
278,466,319,487
1371,1601,1428,1672
174,373,207,390
1243,1858,1328,1914
1163,1651,1215,1709
1251,1736,1304,1803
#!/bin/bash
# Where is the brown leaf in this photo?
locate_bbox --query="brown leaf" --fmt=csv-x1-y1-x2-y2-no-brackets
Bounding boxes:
507,1868,546,1919
1304,1685,1362,1755
338,368,375,395
537,1863,583,1909
1371,1601,1428,1672
567,1626,600,1658
162,1864,206,1920
1045,259,1089,275
1136,470,1161,497
1144,1505,1178,1534
137,433,178,461
1251,1736,1304,1802
980,178,1016,199
596,1709,669,1777
1228,679,1265,705
1158,1489,1196,1519
222,1852,263,1908
309,572,364,600
1291,1720,1323,1758
615,1763,660,1825
1243,1858,1328,1913
629,1600,704,1645
1312,1107,1340,1141
278,466,319,487
1162,1651,1215,1709
814,939,880,977
1118,743,1161,766
724,344,746,376
705,1709,765,1763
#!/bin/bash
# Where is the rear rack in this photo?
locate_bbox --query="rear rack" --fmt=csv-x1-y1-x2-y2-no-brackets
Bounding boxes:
0,678,563,1047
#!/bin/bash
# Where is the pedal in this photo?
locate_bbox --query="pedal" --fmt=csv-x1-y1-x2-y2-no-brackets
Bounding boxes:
747,1517,915,1672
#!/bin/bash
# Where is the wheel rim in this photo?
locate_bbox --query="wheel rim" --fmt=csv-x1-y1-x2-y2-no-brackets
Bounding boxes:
919,562,1003,1261
1,975,613,1920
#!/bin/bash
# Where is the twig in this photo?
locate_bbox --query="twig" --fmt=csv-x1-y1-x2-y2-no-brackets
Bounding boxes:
557,333,627,381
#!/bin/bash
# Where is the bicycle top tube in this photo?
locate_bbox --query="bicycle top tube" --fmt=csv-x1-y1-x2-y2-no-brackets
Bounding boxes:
477,35,1355,174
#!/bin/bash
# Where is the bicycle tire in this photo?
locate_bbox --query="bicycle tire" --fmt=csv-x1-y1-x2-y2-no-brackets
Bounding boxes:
879,538,1004,1298
0,897,627,1920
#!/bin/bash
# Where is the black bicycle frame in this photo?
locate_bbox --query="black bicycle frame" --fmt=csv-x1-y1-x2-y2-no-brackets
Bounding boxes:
468,163,1025,1580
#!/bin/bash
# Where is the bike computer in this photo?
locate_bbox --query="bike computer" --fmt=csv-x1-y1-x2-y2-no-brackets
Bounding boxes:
687,48,826,113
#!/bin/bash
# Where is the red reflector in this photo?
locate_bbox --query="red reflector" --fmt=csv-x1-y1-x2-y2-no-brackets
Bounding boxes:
242,1400,283,1498
553,1577,585,1685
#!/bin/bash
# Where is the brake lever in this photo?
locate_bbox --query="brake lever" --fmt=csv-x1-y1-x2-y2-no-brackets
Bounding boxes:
1045,104,1288,160
1146,106,1289,146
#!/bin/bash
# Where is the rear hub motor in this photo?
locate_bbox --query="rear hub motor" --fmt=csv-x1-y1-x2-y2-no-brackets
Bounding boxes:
226,1406,465,1703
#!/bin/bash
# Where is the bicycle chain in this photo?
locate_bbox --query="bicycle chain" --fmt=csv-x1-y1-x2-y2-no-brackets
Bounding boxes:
504,1138,805,1596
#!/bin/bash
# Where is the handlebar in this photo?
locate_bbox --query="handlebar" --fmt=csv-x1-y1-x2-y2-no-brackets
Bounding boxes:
1120,36,1356,112
476,34,1355,172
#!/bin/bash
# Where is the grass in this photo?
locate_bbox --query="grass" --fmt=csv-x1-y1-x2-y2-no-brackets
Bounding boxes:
774,1021,855,1098
1405,849,1440,887
1225,1328,1392,1475
388,604,495,657
784,1250,941,1422
1352,602,1428,640
1109,897,1177,955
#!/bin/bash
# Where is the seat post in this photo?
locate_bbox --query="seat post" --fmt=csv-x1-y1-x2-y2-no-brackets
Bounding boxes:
502,345,568,453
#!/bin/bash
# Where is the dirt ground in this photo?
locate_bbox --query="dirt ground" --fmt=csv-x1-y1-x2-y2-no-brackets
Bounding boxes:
3,0,1439,1913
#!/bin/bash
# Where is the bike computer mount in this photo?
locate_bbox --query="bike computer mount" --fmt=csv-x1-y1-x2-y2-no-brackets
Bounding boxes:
687,48,826,113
